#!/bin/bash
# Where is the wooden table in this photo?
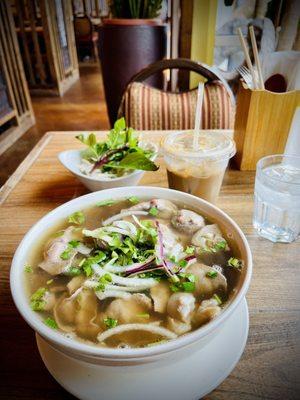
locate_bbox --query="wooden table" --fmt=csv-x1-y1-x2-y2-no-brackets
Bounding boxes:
1,131,299,400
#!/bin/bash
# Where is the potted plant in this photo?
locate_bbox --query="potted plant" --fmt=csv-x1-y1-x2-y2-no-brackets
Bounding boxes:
98,0,167,126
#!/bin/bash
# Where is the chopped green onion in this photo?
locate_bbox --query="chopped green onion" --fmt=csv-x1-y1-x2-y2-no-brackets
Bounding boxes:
213,241,227,251
227,257,243,269
104,317,118,329
178,272,196,282
46,279,53,285
96,199,116,207
136,313,150,319
68,211,85,225
185,246,195,255
206,271,218,279
67,267,82,276
169,274,180,283
213,294,222,305
178,259,188,268
30,288,46,311
128,196,140,204
95,283,106,292
170,284,180,292
24,265,33,273
99,273,112,284
68,240,80,248
149,206,158,216
44,317,58,329
182,281,195,292
78,258,86,267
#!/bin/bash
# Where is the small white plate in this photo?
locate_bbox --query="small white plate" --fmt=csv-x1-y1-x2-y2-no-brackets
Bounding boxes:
36,299,249,400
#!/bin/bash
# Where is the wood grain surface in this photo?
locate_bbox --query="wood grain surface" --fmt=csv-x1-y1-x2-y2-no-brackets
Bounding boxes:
0,131,299,400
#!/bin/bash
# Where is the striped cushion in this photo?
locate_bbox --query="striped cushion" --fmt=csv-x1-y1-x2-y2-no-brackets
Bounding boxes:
118,81,235,130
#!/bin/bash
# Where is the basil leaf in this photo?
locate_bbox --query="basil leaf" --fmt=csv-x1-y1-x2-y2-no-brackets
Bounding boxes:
114,117,126,131
118,152,159,171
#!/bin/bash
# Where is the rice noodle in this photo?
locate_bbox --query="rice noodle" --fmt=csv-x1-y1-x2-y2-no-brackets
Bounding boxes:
97,323,177,342
85,280,156,293
103,211,148,226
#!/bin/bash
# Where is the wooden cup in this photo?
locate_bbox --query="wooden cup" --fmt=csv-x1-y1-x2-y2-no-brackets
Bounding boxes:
233,82,300,170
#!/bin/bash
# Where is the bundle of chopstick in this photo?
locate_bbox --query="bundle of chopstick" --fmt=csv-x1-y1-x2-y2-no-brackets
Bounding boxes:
237,26,265,90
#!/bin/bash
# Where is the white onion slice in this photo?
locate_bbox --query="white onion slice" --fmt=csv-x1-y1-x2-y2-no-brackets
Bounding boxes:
97,323,177,342
91,265,158,288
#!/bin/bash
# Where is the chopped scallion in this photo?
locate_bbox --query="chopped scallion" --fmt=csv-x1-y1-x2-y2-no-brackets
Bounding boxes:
44,317,58,329
96,199,116,207
104,317,118,329
24,265,33,273
227,257,243,269
213,294,222,305
136,313,150,319
206,271,218,279
182,281,195,292
149,206,158,216
128,196,140,204
68,211,85,225
185,246,195,255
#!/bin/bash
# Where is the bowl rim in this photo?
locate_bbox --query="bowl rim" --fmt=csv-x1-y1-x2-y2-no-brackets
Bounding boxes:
58,144,158,183
10,187,252,360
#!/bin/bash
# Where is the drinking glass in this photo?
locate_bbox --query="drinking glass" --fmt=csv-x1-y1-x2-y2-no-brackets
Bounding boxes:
253,154,300,243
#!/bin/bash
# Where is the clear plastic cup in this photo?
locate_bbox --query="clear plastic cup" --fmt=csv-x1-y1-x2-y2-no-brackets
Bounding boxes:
161,131,236,204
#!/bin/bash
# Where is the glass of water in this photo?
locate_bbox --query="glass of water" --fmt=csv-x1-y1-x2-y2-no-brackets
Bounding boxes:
253,154,300,243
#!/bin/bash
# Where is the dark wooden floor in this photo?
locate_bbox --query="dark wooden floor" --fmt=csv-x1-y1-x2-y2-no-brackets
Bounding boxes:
0,63,109,187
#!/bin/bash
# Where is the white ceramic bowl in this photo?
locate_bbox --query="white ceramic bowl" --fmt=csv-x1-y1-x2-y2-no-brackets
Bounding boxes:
58,146,157,192
10,187,252,399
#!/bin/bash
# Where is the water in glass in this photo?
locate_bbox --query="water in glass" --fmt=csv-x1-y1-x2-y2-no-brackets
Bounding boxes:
253,155,300,243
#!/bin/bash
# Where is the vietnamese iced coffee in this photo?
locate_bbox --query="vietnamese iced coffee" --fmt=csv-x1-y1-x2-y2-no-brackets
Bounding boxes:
161,131,236,204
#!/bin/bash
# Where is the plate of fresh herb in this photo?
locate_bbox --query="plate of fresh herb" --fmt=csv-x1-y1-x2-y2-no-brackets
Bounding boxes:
58,118,159,191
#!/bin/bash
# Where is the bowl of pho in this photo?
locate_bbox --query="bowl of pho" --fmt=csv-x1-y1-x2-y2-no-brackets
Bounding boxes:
10,187,252,398
58,118,159,191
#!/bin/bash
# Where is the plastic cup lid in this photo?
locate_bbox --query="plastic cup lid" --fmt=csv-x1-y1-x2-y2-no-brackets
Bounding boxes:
161,131,236,161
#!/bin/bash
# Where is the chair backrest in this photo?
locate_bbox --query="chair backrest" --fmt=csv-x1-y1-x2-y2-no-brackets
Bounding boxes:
119,58,235,130
130,58,220,85
74,16,93,38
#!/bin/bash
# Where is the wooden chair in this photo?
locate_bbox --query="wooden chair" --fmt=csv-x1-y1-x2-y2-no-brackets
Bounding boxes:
118,58,235,130
73,15,98,61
